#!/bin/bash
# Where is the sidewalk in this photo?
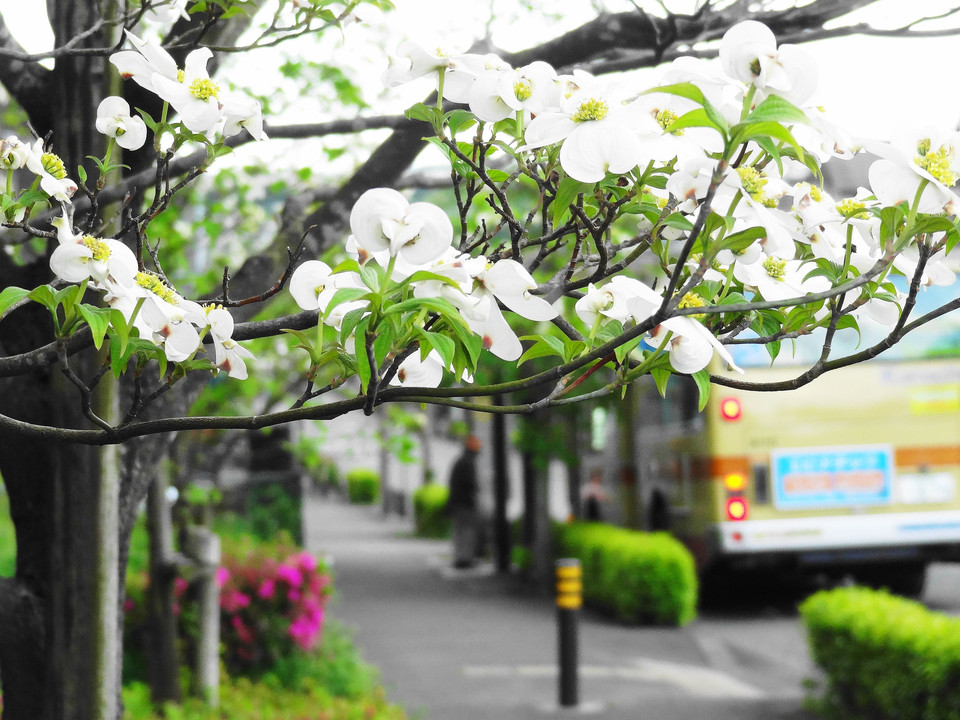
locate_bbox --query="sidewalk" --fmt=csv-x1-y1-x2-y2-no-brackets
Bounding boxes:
304,494,816,720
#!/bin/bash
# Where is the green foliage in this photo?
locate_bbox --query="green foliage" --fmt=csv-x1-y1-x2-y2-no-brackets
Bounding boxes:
412,484,450,539
0,486,15,578
121,639,408,719
345,469,379,505
245,483,303,545
554,522,697,626
799,587,960,720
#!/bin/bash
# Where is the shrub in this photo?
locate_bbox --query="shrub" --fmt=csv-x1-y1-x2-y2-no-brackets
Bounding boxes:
0,489,16,578
799,586,960,720
554,522,697,626
217,535,333,674
346,469,379,505
412,484,449,538
245,482,303,544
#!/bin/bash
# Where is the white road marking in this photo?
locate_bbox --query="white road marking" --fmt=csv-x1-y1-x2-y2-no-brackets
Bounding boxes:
462,658,766,699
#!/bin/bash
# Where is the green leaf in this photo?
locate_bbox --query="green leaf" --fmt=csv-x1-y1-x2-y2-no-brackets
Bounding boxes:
0,286,30,316
445,109,477,134
517,334,566,366
27,284,59,312
644,83,729,137
358,264,380,293
374,324,395,366
383,296,465,325
660,213,694,231
614,337,642,364
395,270,462,292
418,330,456,367
354,318,372,392
651,367,671,398
717,227,765,255
325,287,370,315
729,121,805,161
339,307,367,346
405,102,442,126
281,328,320,365
692,369,711,411
666,108,724,136
552,177,592,225
78,305,111,350
108,308,130,356
743,95,809,126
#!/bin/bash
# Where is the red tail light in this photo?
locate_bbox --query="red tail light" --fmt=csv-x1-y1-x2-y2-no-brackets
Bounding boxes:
725,497,748,521
720,397,742,421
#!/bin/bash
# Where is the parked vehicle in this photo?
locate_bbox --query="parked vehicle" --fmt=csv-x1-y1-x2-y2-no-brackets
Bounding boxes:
633,283,960,596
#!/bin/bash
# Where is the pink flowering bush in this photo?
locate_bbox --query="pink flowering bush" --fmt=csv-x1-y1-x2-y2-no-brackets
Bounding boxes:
218,536,332,673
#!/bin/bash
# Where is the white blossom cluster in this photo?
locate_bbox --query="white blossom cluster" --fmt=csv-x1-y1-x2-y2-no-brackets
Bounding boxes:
377,20,960,376
289,187,558,387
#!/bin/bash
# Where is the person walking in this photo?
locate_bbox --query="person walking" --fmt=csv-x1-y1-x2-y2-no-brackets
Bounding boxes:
581,467,608,521
447,435,481,568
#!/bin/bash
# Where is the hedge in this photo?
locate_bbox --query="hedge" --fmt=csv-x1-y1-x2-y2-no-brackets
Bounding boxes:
554,522,697,626
800,586,960,720
346,469,380,505
412,484,450,538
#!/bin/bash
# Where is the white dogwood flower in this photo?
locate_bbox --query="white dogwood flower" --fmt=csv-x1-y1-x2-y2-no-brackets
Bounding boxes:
719,20,817,106
349,188,453,266
96,96,148,150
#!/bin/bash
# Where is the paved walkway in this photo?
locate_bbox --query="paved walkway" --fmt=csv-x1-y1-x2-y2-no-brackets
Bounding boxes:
304,494,817,720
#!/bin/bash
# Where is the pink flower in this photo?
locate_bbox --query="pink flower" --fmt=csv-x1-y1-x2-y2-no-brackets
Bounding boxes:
215,567,230,588
275,564,303,587
288,615,320,650
257,579,276,599
123,598,135,613
231,615,256,645
287,588,301,603
174,577,189,597
221,589,251,613
295,551,318,573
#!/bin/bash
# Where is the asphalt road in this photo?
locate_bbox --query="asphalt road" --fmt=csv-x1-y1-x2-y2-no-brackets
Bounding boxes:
305,496,960,720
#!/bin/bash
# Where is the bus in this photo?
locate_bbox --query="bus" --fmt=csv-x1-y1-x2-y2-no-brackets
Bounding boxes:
627,282,960,595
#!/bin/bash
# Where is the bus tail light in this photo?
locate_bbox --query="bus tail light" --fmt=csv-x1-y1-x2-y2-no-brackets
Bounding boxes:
720,397,742,421
725,497,749,521
723,473,746,492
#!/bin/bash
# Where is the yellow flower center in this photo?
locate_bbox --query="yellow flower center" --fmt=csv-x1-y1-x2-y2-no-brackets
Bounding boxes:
188,77,220,101
514,80,533,102
655,109,682,135
572,98,608,123
836,198,870,220
763,257,787,280
809,185,823,202
914,139,958,186
677,291,706,319
136,272,178,304
737,166,777,208
82,236,111,263
41,152,67,179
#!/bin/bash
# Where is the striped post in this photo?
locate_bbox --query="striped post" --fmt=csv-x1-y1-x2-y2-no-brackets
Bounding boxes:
556,558,582,707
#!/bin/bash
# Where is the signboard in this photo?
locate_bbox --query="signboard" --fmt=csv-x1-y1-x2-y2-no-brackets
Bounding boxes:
771,445,894,510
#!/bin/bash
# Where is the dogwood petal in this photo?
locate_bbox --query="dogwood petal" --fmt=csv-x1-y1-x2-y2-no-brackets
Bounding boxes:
290,260,333,311
350,188,408,254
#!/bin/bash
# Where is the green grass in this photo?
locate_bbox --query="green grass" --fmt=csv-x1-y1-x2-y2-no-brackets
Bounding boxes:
0,488,15,578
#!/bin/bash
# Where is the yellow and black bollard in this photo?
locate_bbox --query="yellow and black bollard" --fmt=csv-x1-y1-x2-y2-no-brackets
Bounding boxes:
556,558,582,707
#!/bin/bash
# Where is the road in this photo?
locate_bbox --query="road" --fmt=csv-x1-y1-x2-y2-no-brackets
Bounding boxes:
305,496,960,720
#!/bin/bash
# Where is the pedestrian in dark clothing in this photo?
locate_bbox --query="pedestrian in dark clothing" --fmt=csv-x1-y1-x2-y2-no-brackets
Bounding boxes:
447,435,481,568
581,467,607,521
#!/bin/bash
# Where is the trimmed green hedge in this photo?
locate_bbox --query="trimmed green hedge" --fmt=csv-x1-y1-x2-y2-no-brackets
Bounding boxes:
412,484,450,538
346,469,380,505
554,522,697,626
800,586,960,720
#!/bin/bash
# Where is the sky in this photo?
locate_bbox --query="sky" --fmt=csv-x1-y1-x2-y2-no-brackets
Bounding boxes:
2,1,960,142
